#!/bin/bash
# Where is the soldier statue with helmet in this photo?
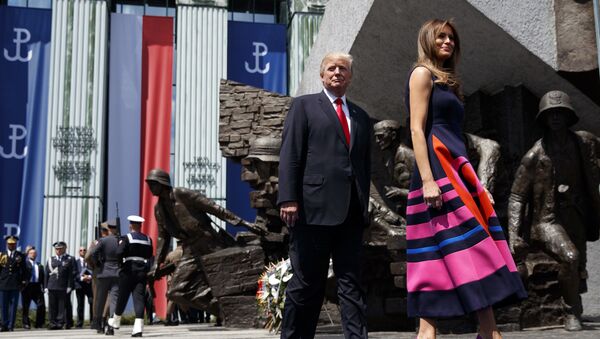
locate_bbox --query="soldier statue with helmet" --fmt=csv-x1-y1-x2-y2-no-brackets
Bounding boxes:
144,168,265,324
508,90,600,331
240,137,290,260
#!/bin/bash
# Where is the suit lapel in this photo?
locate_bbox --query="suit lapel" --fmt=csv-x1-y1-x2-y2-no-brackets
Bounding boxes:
318,91,349,149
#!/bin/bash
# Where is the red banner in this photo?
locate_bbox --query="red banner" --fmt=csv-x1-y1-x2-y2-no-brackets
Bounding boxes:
139,16,173,319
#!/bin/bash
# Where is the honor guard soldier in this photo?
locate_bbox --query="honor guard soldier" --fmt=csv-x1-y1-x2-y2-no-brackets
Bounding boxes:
107,215,153,337
89,220,120,333
45,241,75,330
0,235,27,332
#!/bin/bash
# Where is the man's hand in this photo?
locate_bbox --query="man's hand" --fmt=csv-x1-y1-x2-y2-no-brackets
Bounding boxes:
280,202,299,227
66,287,72,294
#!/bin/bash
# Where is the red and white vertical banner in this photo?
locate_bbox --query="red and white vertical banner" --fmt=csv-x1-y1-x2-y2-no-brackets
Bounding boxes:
107,14,173,318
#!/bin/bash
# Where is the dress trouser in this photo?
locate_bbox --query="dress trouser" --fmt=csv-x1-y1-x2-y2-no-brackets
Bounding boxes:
280,187,368,339
115,267,147,318
21,283,46,328
65,290,73,328
75,283,93,326
94,277,119,328
48,290,66,328
0,289,20,329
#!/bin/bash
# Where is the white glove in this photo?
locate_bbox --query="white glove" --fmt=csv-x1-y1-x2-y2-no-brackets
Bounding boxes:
66,287,72,294
44,288,48,293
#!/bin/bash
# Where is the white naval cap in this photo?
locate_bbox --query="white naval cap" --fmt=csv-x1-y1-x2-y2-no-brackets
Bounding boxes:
127,215,145,223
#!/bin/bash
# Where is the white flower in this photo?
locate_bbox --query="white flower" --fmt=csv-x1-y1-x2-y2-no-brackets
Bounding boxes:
268,273,281,286
257,257,295,333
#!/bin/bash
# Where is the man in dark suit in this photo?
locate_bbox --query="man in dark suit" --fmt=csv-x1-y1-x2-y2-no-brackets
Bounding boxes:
45,241,75,330
74,246,93,328
21,247,45,329
278,52,372,339
0,235,27,331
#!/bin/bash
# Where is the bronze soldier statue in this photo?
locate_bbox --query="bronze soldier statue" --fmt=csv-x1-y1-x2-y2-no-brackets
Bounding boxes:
373,120,415,212
508,90,600,331
241,137,283,233
145,169,264,320
240,137,289,261
373,120,500,210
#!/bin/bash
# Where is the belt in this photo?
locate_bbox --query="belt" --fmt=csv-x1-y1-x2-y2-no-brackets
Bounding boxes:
123,256,147,263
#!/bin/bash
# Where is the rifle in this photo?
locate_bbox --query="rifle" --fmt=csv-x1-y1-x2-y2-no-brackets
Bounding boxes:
115,202,121,236
96,213,100,240
146,262,176,299
148,262,176,281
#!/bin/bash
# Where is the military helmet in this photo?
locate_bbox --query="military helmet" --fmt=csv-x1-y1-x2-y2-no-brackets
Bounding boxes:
246,137,281,162
145,168,172,187
536,90,578,127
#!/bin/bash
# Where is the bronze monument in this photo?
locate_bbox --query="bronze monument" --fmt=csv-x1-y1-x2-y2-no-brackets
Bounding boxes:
508,90,600,331
145,169,266,322
373,120,415,213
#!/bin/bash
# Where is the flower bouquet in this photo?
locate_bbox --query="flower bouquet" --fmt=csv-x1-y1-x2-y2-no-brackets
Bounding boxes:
257,258,293,332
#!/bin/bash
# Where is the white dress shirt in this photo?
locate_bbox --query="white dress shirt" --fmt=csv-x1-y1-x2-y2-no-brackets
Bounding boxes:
323,87,352,135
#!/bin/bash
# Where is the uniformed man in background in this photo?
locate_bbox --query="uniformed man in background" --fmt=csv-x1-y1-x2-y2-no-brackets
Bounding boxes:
106,215,153,337
45,241,75,330
89,220,120,334
0,235,26,332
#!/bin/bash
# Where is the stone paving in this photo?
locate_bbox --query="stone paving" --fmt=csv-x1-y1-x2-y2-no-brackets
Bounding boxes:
3,242,598,338
2,321,599,339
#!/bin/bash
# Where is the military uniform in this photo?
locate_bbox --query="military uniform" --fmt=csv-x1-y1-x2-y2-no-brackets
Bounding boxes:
89,228,120,332
45,242,75,329
0,236,27,331
107,216,153,337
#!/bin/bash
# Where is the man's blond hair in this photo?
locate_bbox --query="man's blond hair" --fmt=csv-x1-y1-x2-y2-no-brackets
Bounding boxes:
320,52,353,76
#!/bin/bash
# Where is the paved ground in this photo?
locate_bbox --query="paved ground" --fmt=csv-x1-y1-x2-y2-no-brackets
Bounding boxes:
3,321,600,339
4,244,598,338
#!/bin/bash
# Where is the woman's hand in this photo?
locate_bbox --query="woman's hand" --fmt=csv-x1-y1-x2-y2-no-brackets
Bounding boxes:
422,180,442,209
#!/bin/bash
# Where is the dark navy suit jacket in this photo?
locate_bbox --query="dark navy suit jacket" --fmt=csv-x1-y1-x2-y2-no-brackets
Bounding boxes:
278,91,372,226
